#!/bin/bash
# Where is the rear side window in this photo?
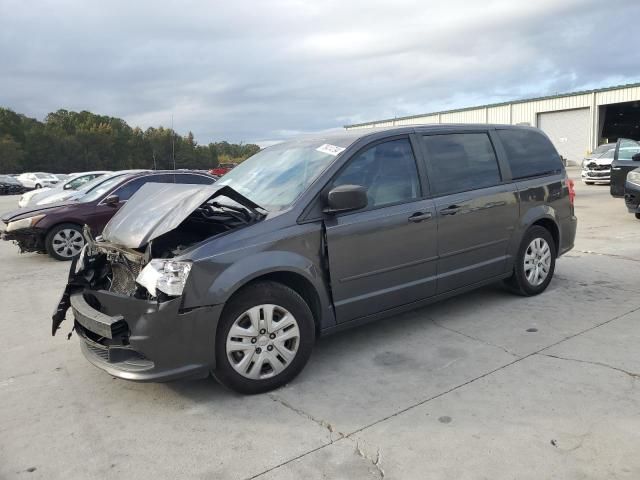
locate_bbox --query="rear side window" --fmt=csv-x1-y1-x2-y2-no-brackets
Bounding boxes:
497,129,563,179
422,133,501,196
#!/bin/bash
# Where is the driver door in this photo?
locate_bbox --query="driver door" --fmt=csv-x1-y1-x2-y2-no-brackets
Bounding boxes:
610,138,640,197
324,137,438,324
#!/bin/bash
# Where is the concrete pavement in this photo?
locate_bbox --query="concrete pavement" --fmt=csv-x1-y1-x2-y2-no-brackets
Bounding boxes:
1,169,639,479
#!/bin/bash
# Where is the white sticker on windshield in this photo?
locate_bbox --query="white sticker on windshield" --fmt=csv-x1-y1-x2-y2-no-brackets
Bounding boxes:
316,144,345,156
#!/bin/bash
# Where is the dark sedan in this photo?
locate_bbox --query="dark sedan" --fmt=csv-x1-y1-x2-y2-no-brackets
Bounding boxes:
0,175,27,195
1,170,216,260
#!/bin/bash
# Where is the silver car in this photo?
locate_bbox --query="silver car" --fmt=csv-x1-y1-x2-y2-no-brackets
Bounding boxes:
18,171,110,207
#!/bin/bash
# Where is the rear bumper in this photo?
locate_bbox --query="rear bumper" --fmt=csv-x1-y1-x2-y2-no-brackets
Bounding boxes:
558,215,577,256
68,289,224,382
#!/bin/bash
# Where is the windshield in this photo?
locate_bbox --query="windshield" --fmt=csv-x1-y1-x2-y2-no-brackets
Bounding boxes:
79,174,130,203
216,141,346,210
66,174,101,190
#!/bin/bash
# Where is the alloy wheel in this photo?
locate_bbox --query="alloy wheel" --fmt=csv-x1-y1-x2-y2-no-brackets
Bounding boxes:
51,228,84,259
523,238,551,286
226,304,300,380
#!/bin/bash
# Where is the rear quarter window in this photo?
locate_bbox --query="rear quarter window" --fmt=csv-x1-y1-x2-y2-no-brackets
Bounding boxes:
497,129,563,180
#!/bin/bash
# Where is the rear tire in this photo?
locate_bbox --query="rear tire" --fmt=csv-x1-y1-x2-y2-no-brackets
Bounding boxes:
584,181,594,185
635,213,640,220
45,223,85,261
213,281,315,394
35,183,42,189
504,226,556,296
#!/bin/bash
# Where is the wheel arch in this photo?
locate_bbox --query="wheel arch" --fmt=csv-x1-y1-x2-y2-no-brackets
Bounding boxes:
531,217,560,256
233,271,324,336
183,251,336,332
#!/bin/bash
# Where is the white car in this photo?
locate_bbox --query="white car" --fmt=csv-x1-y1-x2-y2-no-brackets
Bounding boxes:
581,144,638,185
18,171,110,207
16,172,59,189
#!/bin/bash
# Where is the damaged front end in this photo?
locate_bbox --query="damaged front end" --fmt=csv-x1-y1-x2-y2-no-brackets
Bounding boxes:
51,183,265,381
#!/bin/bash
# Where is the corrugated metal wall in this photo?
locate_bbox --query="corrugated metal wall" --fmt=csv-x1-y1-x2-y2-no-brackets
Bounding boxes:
344,84,640,157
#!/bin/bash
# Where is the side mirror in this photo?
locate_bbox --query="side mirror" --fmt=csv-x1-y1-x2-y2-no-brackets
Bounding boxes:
324,184,368,214
632,153,640,162
63,183,72,190
104,194,120,206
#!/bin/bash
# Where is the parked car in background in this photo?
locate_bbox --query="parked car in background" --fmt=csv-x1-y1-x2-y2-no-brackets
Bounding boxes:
16,172,60,189
50,125,576,394
1,170,217,260
19,171,110,207
0,175,27,195
209,163,236,176
624,167,640,219
610,138,640,197
581,143,615,185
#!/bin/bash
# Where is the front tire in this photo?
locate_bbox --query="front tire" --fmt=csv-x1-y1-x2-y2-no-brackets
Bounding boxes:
635,213,640,220
45,223,85,261
213,281,315,394
505,226,556,296
584,181,594,185
35,183,42,189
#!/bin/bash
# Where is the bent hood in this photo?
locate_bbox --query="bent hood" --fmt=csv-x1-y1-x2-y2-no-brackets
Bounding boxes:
101,182,263,249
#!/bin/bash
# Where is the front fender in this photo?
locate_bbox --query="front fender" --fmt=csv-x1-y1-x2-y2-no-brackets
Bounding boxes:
182,250,334,327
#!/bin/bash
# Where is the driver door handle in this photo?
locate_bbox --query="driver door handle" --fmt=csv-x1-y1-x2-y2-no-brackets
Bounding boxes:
408,211,433,223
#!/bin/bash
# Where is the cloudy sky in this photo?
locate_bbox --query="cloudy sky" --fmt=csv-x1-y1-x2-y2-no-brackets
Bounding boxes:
1,0,638,145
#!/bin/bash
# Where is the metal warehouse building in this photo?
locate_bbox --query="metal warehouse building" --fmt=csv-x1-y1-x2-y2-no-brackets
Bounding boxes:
345,83,640,165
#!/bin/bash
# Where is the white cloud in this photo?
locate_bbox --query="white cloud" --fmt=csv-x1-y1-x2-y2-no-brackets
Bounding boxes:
0,0,638,143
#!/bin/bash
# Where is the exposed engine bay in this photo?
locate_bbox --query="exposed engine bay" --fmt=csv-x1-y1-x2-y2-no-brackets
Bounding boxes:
74,186,265,301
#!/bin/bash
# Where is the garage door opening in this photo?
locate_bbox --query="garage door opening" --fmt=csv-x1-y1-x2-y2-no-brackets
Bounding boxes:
599,101,640,143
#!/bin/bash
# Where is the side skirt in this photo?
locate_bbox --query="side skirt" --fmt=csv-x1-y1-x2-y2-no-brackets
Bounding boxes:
319,272,512,337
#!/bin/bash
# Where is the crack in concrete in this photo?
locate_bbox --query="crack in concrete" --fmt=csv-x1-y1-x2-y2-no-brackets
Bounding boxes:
540,353,640,380
431,318,521,358
249,303,640,479
353,440,385,479
571,249,640,263
268,393,345,442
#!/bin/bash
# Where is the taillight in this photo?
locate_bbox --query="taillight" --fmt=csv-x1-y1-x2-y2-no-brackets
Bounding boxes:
567,177,576,206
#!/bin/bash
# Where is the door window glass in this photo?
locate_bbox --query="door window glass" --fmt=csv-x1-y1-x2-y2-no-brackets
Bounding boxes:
618,139,640,161
332,138,420,208
422,133,501,195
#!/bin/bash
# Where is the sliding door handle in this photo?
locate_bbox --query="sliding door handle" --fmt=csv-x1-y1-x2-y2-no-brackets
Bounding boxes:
439,205,462,216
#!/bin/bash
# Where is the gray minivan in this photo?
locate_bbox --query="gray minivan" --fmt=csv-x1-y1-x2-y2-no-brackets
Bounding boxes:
52,125,577,394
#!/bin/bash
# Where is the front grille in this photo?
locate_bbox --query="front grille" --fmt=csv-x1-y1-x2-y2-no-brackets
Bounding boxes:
586,163,610,171
109,261,142,295
80,332,154,372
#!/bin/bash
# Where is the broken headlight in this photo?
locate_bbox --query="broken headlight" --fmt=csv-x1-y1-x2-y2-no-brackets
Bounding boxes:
6,214,45,232
136,259,192,297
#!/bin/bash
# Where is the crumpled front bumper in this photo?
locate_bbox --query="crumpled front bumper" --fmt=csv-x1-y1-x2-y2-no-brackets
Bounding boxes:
0,227,46,253
57,286,223,382
581,168,611,182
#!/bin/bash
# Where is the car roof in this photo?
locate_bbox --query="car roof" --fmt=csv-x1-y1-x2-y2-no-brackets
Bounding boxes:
269,124,538,150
